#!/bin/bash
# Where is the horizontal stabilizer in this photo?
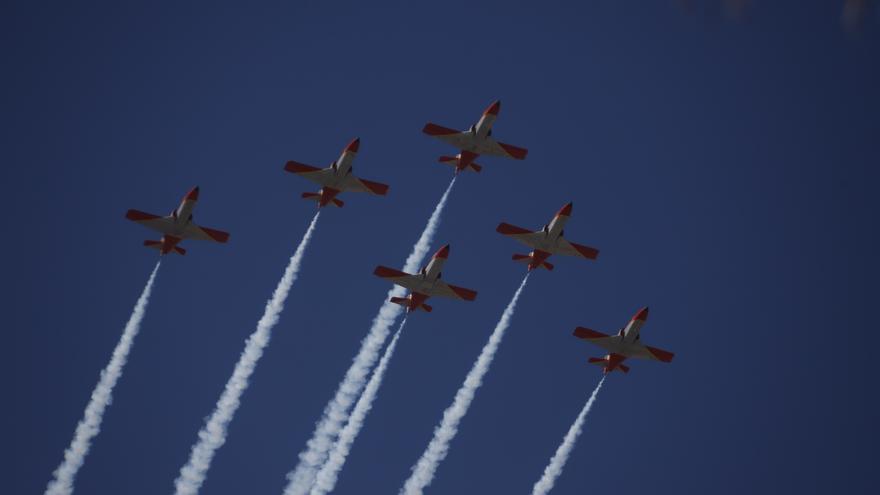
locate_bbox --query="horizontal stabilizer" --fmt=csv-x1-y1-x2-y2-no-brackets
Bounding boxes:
144,240,162,248
390,296,409,306
588,357,606,365
331,198,344,207
302,192,320,200
619,364,630,373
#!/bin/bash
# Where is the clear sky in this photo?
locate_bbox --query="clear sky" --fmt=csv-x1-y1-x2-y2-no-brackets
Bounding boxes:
4,1,878,494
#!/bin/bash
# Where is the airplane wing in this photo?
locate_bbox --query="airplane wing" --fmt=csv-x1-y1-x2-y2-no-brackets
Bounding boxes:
573,327,620,352
424,280,477,301
553,238,600,260
125,210,175,234
626,342,675,362
337,174,390,195
477,139,528,160
422,123,475,149
374,266,423,292
180,223,230,243
496,223,545,249
284,161,335,186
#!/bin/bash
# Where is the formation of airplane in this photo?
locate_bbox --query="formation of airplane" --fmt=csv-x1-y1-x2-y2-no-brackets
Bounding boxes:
496,202,599,271
373,245,477,313
124,101,673,375
573,307,675,374
125,186,230,255
284,138,390,208
422,100,528,174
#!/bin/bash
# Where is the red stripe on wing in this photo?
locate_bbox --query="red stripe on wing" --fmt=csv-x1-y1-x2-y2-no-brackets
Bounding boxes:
647,346,675,363
570,241,599,260
496,222,533,236
284,160,322,174
125,209,162,221
447,284,477,301
373,266,409,279
359,179,389,196
573,327,610,340
422,123,461,136
498,142,528,159
200,227,230,243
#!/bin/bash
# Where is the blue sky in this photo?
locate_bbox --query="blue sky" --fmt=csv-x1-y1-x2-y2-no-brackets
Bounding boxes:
4,1,879,494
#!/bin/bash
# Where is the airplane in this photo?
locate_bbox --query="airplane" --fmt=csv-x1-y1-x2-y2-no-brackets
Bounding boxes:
373,244,477,313
422,100,528,174
496,202,599,271
284,138,389,208
125,186,230,255
572,307,675,374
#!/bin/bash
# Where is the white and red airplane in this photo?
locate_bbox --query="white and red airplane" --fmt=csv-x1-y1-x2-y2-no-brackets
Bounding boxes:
284,138,389,208
125,186,230,256
496,202,599,271
422,100,528,174
573,307,675,374
373,244,477,313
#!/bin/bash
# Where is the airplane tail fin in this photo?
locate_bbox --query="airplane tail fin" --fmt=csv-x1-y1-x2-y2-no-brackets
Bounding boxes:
512,253,553,271
301,192,344,208
439,155,482,173
588,357,628,374
143,240,185,256
390,296,431,312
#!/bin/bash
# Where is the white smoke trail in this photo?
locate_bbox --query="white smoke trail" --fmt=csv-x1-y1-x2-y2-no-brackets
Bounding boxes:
310,319,407,495
285,177,456,495
45,261,161,495
173,212,321,495
401,274,530,495
531,376,606,495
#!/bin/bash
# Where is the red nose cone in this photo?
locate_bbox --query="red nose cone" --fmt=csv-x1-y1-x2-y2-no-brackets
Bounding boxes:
633,307,649,321
557,202,573,217
434,244,450,259
484,100,501,116
185,186,199,201
345,138,360,153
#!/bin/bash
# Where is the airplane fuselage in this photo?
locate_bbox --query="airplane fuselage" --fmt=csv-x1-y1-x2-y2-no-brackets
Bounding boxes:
169,198,197,236
529,214,569,252
412,256,446,294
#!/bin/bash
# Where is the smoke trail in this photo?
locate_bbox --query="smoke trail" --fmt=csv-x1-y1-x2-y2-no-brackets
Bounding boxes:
285,177,456,495
173,212,320,495
401,274,530,495
531,376,606,495
45,261,161,495
311,318,407,495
